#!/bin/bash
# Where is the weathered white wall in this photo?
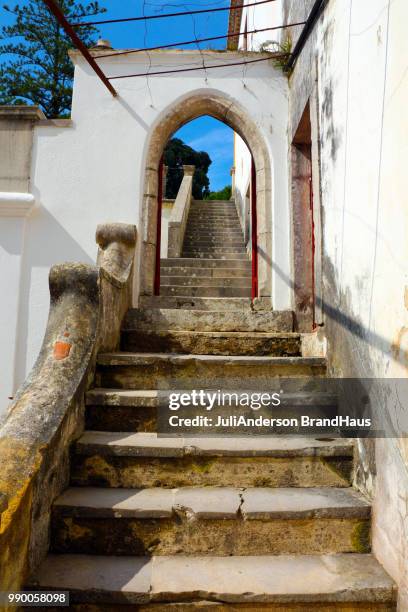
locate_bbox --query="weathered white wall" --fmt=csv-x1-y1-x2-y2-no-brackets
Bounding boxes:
236,0,408,605
233,133,251,247
291,0,408,605
239,0,284,51
1,50,290,409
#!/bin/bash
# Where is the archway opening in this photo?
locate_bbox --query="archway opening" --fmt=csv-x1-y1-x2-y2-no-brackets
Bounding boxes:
140,93,273,303
154,115,256,300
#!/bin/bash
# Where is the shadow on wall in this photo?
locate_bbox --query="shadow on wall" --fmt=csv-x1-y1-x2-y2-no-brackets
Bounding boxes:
10,205,94,392
257,244,402,368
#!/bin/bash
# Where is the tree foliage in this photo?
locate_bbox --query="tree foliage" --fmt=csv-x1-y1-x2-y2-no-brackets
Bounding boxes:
0,0,105,117
206,185,232,201
163,137,212,200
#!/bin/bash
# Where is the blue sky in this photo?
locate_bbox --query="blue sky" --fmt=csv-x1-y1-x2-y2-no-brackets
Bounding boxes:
0,0,234,190
175,116,233,191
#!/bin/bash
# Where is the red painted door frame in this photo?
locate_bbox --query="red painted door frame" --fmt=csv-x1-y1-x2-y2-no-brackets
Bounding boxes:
309,174,316,328
251,156,258,300
154,157,164,296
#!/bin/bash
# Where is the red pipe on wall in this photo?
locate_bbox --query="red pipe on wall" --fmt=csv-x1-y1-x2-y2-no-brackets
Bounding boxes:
154,157,164,296
251,157,258,300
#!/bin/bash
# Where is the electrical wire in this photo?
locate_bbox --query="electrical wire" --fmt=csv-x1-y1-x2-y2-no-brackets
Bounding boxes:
94,22,306,59
108,53,288,80
71,0,277,27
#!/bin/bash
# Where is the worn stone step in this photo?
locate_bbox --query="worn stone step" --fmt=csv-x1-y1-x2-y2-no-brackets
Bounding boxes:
187,220,241,227
160,277,252,288
51,486,370,556
124,307,293,331
138,296,256,310
29,553,397,608
185,224,243,232
182,248,247,254
189,204,239,210
85,388,337,432
180,253,248,260
186,226,242,232
160,259,251,269
71,433,352,489
95,353,326,390
190,203,237,208
183,240,245,248
189,209,238,214
189,213,238,216
160,286,252,298
183,236,244,242
184,229,244,235
29,553,396,608
121,330,300,356
160,267,251,278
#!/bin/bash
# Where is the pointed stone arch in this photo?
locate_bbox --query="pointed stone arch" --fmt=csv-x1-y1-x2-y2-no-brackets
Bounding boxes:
139,92,273,301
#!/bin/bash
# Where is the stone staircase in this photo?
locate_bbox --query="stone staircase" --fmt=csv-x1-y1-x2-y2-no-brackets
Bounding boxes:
30,202,395,608
161,199,252,298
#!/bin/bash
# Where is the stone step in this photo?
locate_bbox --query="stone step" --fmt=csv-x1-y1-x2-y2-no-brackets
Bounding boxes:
160,267,251,278
187,219,241,225
186,219,243,225
185,235,244,243
50,486,371,556
186,222,243,233
29,553,396,608
160,276,252,288
180,253,249,260
121,330,300,356
124,307,293,331
159,286,252,298
160,258,251,269
183,239,245,247
184,229,244,236
85,388,337,432
189,206,238,214
182,247,247,254
190,209,237,213
189,203,239,209
71,434,353,489
95,353,326,390
138,296,257,310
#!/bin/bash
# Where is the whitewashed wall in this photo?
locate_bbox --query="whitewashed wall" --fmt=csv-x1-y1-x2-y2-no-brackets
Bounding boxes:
237,0,408,606
238,0,284,51
0,50,290,414
233,133,251,247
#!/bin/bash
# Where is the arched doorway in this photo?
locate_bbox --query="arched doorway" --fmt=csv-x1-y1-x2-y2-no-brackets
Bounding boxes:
139,92,273,302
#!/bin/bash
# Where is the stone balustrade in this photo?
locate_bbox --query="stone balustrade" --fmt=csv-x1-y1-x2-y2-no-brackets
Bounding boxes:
167,165,195,258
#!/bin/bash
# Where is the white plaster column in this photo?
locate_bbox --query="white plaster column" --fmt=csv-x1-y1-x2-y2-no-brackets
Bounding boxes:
0,193,35,412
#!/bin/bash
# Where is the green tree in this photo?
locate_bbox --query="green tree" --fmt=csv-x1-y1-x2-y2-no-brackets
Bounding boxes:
206,185,232,201
0,0,105,117
163,137,211,200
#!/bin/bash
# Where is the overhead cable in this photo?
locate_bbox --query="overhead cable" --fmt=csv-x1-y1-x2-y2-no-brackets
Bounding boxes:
95,22,306,59
71,0,277,27
108,53,288,80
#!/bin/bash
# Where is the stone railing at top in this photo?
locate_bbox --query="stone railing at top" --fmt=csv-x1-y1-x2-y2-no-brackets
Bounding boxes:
167,165,195,258
0,223,136,596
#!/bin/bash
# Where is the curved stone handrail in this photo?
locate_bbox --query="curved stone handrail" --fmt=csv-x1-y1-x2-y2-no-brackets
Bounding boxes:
0,223,136,594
